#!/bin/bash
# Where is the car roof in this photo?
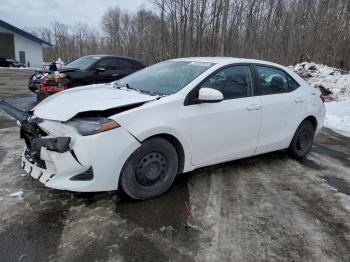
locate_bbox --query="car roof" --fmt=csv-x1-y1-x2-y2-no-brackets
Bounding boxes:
170,57,286,69
84,55,144,64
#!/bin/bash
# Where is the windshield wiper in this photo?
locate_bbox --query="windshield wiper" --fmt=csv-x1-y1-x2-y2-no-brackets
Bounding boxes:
125,83,141,93
113,82,160,96
113,82,137,91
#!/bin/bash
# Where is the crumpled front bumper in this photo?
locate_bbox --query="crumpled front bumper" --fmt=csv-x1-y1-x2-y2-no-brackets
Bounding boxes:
21,126,141,192
0,99,140,191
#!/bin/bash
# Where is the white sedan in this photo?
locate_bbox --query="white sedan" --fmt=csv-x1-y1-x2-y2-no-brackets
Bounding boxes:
0,58,326,199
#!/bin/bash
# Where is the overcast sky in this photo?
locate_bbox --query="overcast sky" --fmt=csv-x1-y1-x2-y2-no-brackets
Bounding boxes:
0,0,149,31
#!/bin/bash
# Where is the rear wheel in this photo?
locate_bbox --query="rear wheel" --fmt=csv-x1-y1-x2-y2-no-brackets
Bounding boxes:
289,120,315,159
37,91,50,102
120,137,178,200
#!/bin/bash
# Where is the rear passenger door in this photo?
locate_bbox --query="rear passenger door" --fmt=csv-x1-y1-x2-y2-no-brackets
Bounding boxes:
253,65,305,153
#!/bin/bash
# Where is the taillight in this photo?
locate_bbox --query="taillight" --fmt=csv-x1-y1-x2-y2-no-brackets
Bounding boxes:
320,95,325,103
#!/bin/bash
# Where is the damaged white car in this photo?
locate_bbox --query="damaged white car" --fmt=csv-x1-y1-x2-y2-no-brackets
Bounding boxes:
0,58,326,199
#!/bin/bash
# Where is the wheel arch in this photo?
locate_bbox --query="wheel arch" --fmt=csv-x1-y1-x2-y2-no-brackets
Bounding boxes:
288,115,318,147
301,115,318,131
143,133,185,174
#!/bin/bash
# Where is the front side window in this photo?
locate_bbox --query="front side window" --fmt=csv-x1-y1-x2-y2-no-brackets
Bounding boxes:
65,56,102,70
256,66,299,95
199,65,253,100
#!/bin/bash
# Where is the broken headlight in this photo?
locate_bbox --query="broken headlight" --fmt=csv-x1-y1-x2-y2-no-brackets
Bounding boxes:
67,117,120,136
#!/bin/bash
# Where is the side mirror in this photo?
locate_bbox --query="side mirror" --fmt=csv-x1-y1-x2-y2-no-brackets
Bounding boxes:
198,87,223,103
94,67,106,74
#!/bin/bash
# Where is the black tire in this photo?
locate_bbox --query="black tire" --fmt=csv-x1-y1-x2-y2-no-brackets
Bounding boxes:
289,120,315,159
37,91,50,102
120,137,178,200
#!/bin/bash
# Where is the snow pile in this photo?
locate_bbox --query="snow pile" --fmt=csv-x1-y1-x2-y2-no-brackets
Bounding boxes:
291,62,350,100
324,99,350,136
291,62,350,136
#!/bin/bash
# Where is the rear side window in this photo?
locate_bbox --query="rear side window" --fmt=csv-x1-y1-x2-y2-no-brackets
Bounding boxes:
114,59,132,70
96,58,132,70
200,65,253,100
256,66,299,95
131,61,144,70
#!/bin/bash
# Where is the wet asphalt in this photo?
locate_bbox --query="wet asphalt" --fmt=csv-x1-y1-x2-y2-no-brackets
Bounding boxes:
0,93,350,262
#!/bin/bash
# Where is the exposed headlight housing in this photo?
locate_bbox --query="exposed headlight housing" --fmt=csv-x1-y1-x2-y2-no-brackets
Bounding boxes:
67,117,120,136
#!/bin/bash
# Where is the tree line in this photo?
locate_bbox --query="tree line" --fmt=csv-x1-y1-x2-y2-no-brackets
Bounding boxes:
29,0,350,69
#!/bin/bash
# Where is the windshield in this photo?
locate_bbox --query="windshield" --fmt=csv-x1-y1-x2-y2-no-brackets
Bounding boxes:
114,61,215,95
65,56,102,70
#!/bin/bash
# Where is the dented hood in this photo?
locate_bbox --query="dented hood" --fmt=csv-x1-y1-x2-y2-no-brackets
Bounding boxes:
33,84,157,121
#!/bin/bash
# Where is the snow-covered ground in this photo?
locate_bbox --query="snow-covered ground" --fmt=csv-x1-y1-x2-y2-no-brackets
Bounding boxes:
290,62,350,136
324,99,350,136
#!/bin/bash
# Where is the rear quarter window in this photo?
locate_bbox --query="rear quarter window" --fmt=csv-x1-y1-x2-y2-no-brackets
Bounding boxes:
255,65,300,95
286,74,300,92
115,59,132,70
131,61,144,70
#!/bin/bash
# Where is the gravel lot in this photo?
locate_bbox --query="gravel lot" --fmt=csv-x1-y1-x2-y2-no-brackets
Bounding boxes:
0,68,34,97
0,90,350,261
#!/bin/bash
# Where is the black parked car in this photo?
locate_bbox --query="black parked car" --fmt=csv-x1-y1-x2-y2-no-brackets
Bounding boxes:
28,55,145,93
0,58,25,68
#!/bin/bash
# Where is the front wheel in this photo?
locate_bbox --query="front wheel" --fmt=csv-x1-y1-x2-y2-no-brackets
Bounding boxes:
289,120,315,159
120,137,178,200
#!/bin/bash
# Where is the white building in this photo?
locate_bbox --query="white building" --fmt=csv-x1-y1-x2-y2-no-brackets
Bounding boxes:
0,19,52,68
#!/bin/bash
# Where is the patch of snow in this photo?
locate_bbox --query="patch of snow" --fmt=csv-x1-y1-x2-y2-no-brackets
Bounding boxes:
324,99,350,136
9,190,24,200
160,225,175,233
291,62,350,136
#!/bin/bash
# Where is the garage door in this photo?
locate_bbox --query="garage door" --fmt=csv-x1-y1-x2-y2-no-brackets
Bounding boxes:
0,33,15,58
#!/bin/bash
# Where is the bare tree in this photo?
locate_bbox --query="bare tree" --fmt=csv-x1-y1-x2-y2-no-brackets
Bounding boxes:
28,0,350,69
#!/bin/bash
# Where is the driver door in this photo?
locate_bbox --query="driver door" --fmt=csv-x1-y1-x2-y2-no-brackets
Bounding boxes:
187,65,262,166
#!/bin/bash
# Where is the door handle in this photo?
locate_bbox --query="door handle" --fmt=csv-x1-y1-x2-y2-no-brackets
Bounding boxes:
295,98,305,103
246,104,261,111
112,73,119,77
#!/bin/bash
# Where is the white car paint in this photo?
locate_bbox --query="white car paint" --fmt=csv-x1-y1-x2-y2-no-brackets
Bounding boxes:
34,84,157,121
19,57,326,192
198,87,224,101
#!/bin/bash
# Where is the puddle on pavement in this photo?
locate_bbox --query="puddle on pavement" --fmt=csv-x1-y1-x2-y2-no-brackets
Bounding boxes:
0,147,6,163
299,157,323,170
323,176,350,196
116,175,191,234
0,209,67,262
0,115,16,129
312,144,350,168
119,233,170,261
